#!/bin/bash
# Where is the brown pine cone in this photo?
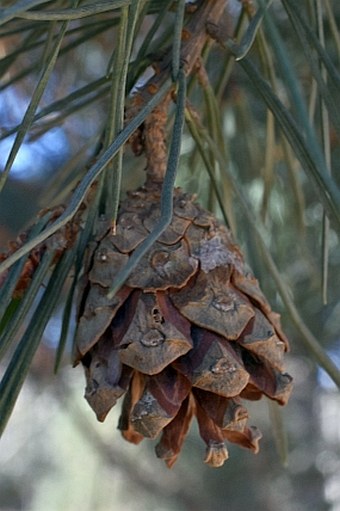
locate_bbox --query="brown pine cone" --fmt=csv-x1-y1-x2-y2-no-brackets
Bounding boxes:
75,183,292,468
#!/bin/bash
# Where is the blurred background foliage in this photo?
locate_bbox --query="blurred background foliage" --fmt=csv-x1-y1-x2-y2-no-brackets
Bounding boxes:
0,0,340,510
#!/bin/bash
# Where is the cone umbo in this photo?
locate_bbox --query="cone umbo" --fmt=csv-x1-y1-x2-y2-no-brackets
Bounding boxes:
75,181,292,468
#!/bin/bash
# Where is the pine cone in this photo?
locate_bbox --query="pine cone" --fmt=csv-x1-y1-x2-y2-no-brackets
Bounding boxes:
0,205,77,297
75,183,292,468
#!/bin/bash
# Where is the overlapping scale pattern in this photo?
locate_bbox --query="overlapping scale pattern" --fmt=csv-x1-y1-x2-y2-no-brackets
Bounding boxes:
75,183,292,467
